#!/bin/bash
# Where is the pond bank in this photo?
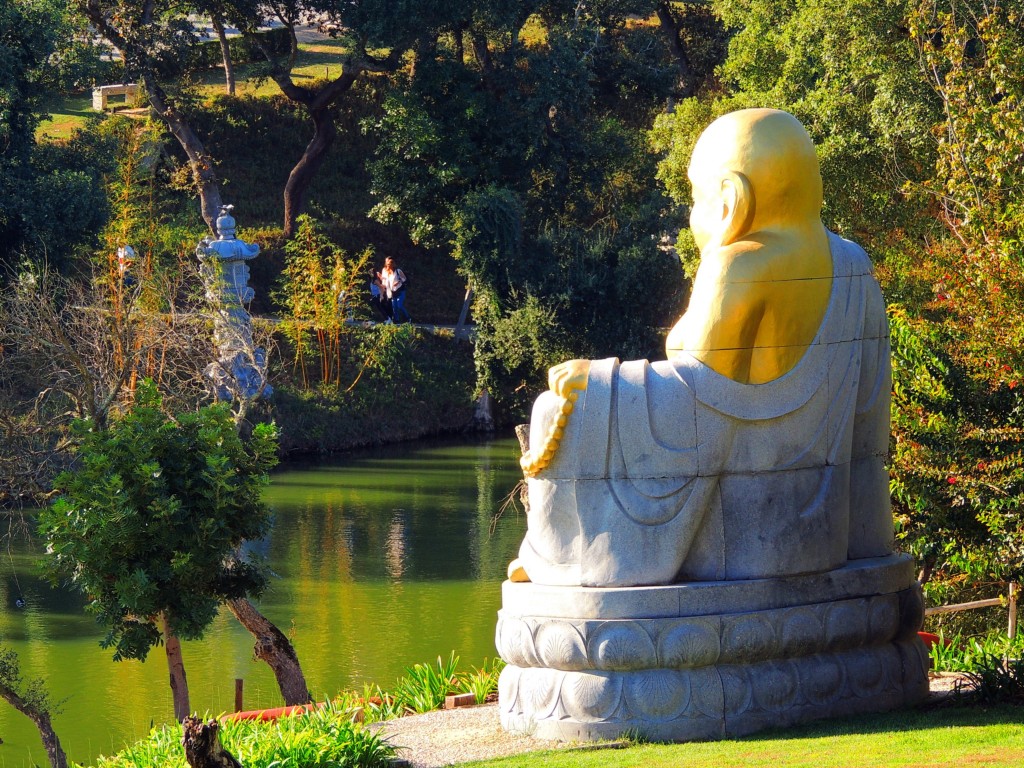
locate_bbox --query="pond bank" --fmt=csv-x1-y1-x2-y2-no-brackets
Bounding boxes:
267,326,489,457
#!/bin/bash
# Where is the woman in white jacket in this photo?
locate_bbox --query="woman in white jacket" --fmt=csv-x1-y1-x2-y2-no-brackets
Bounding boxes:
380,256,410,323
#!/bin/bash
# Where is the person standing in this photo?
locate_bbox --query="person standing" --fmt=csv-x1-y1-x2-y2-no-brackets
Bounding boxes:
380,256,411,324
368,268,392,322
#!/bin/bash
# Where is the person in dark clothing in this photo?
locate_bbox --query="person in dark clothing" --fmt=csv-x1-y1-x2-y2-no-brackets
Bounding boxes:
368,269,392,321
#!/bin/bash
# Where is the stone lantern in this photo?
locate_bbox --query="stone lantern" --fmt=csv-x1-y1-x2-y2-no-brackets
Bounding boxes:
196,205,272,401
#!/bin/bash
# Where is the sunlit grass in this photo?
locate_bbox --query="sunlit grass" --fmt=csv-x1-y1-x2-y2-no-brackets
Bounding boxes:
463,704,1024,768
193,36,353,98
35,92,98,141
34,36,355,139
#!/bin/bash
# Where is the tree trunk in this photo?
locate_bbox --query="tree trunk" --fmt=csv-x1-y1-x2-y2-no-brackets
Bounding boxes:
0,691,68,768
471,33,492,74
182,716,241,768
227,598,312,705
79,3,223,235
454,26,465,64
282,106,338,237
31,711,67,768
211,16,236,96
656,2,695,100
142,73,224,234
162,612,191,721
240,21,406,238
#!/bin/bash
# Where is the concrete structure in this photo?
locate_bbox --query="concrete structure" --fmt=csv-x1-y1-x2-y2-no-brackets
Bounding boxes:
92,84,139,111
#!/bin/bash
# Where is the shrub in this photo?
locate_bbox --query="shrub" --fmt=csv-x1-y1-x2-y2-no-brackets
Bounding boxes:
953,655,1024,706
930,630,1024,674
459,657,505,705
39,380,278,722
391,652,461,715
270,326,476,455
92,698,393,768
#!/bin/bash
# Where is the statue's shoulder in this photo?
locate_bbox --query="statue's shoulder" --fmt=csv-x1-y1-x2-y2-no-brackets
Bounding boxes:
720,231,822,285
827,230,873,278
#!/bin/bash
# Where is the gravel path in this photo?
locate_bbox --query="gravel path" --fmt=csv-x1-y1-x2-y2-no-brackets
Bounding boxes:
373,675,967,768
372,704,573,768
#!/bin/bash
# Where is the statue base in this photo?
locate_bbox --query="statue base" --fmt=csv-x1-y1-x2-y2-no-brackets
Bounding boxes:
495,554,929,741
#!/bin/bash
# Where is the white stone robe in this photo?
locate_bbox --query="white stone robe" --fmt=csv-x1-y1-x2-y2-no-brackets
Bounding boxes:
517,232,893,587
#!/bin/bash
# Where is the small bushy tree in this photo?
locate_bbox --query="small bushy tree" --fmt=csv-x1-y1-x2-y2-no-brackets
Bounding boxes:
889,309,1024,595
39,384,279,720
275,214,371,389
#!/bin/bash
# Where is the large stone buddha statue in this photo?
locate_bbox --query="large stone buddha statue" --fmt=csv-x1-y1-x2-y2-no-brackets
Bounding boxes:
509,108,892,587
496,109,928,742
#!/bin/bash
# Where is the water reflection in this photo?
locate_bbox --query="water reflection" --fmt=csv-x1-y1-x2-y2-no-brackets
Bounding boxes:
0,435,525,767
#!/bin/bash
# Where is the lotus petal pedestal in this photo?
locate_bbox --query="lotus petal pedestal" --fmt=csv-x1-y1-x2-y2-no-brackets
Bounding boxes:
496,554,929,741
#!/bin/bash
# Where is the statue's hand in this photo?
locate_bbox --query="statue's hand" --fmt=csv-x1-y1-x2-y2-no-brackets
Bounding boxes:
548,359,590,398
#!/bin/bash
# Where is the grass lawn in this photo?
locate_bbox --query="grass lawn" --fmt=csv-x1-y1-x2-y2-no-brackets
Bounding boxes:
34,35,353,140
36,91,98,141
193,35,352,97
465,704,1024,768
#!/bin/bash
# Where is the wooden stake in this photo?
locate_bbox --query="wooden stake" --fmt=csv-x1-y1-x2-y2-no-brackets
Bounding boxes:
1009,583,1018,640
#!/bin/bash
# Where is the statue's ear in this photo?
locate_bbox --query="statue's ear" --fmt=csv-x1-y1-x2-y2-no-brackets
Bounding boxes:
719,171,755,245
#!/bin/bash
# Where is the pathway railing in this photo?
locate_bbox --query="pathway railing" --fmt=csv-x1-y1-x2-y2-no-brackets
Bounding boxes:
924,582,1018,640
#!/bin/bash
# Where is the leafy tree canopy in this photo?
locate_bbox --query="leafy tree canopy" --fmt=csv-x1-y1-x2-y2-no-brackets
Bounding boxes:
653,0,941,252
652,0,1024,604
40,384,279,661
1,0,56,267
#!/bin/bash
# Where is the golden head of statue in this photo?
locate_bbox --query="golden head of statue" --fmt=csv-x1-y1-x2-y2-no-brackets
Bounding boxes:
666,108,833,385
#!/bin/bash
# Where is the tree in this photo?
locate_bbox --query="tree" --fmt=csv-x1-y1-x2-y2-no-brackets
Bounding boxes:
33,0,115,95
0,0,115,273
908,0,1024,381
274,214,371,388
653,0,941,252
886,1,1024,597
209,13,236,95
39,385,280,720
0,259,210,433
366,2,685,417
653,0,730,101
889,308,1024,594
78,0,225,233
217,0,461,236
0,646,68,768
650,0,1024,606
1,0,49,266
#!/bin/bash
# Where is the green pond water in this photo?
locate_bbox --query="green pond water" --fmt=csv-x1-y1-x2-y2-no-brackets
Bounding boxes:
0,436,526,767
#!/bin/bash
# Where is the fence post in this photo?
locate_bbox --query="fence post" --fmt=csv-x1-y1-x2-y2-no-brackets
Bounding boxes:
1009,583,1018,641
235,678,244,712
